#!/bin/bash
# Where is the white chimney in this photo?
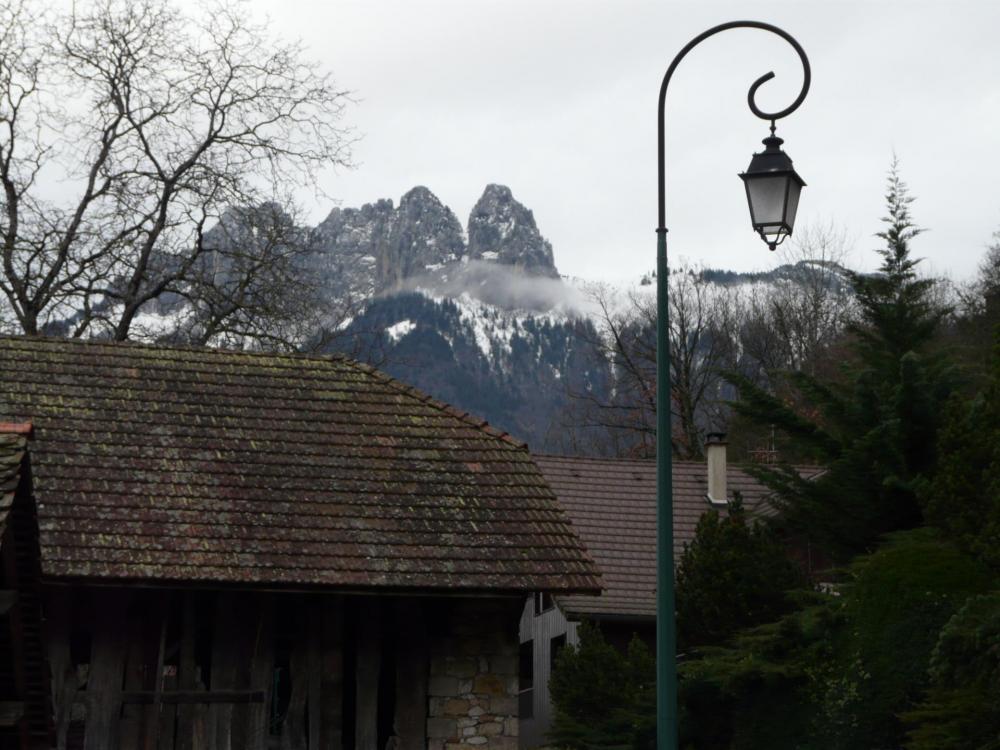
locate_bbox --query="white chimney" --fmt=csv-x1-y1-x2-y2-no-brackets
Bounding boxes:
705,432,728,506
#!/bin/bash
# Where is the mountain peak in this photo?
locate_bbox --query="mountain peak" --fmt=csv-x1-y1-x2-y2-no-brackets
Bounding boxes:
467,185,558,278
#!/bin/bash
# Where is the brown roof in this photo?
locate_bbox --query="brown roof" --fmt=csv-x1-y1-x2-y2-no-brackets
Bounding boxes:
534,454,820,620
0,336,600,594
0,424,30,544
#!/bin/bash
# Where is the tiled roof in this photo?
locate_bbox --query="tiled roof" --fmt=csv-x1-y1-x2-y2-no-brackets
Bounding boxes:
534,454,821,619
0,424,30,544
0,336,600,594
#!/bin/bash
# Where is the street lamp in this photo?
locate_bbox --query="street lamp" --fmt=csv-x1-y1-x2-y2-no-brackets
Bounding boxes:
740,129,807,250
655,21,810,750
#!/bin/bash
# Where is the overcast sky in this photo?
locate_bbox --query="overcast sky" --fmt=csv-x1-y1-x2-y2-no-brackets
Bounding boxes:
245,0,998,282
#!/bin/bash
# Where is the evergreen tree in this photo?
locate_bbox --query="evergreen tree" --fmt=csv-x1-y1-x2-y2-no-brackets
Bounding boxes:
548,623,655,750
726,160,954,558
903,592,1000,749
675,497,807,650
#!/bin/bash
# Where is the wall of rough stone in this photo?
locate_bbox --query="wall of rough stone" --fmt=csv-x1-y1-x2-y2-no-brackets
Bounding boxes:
427,598,520,750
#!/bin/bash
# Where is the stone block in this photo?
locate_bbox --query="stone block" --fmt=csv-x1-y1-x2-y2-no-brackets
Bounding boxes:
427,717,458,740
446,658,478,678
487,737,518,750
443,698,471,717
490,696,517,716
478,722,503,737
473,674,506,697
430,676,460,696
490,655,517,676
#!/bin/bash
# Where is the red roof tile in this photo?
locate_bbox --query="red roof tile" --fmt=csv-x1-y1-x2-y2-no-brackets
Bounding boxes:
0,336,600,594
533,454,820,619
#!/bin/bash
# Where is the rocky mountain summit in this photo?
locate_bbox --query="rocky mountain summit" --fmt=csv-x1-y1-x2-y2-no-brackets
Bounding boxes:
467,184,559,278
308,184,560,304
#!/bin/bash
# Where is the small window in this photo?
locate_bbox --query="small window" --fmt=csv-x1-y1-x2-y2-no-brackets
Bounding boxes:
550,634,566,673
533,592,554,615
519,640,534,718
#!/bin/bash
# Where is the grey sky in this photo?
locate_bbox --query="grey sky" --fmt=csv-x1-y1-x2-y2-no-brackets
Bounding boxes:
250,0,998,282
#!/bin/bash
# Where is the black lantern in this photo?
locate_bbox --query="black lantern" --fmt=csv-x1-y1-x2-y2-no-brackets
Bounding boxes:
739,131,806,250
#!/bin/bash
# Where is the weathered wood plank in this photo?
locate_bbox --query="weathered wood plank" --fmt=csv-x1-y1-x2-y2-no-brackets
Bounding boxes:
46,594,77,750
282,598,309,750
394,599,428,750
0,701,25,727
319,597,343,750
122,690,266,705
158,658,178,750
355,598,381,750
84,592,128,750
119,608,147,750
141,603,168,750
245,594,274,750
307,611,322,750
211,592,239,750
176,593,200,750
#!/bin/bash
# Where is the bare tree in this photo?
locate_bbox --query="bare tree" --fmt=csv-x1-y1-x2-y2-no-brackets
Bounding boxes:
733,221,856,384
0,0,353,344
571,267,737,459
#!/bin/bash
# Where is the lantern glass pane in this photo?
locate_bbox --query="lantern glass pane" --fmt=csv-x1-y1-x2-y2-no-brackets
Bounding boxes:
746,174,789,226
785,179,802,232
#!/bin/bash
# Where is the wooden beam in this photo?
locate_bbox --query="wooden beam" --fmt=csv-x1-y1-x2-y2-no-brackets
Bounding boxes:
45,594,76,750
176,592,199,750
319,597,344,750
355,598,381,750
394,599,428,750
0,701,25,727
245,594,274,750
282,598,309,750
122,691,266,705
211,592,239,750
84,592,128,750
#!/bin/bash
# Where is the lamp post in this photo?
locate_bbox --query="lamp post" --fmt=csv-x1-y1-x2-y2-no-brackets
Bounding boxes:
655,21,810,750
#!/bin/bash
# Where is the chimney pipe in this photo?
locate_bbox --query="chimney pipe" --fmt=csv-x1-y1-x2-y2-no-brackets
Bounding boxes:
705,432,728,505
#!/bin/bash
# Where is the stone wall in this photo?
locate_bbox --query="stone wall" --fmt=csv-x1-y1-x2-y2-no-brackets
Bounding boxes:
427,599,520,750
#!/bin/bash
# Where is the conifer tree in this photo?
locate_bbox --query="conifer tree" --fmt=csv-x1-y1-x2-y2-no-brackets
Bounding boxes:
726,160,954,558
675,497,806,649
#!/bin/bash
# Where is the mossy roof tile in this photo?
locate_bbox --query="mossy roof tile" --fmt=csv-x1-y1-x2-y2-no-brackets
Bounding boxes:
0,336,600,594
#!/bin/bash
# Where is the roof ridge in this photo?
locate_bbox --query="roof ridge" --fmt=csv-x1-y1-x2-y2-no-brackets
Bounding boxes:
0,334,353,366
0,421,33,436
0,336,525,450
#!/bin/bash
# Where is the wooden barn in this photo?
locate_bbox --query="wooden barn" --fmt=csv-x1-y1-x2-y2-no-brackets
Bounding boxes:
0,336,600,750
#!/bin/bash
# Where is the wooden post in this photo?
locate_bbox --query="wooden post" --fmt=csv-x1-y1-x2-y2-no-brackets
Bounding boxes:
307,612,322,750
282,597,309,750
84,591,128,750
176,593,199,750
210,592,240,750
45,594,77,750
393,599,428,750
319,597,344,750
354,599,381,750
244,594,274,750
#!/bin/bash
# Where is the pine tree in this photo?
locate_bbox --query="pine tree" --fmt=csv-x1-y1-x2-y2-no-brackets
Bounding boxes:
726,160,955,558
675,497,806,649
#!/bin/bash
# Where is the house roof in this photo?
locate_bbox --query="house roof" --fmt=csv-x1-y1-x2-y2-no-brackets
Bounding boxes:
0,336,600,594
534,453,820,620
0,424,31,544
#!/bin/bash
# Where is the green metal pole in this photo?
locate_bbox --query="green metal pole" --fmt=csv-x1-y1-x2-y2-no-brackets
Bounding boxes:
655,227,677,750
655,24,809,749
